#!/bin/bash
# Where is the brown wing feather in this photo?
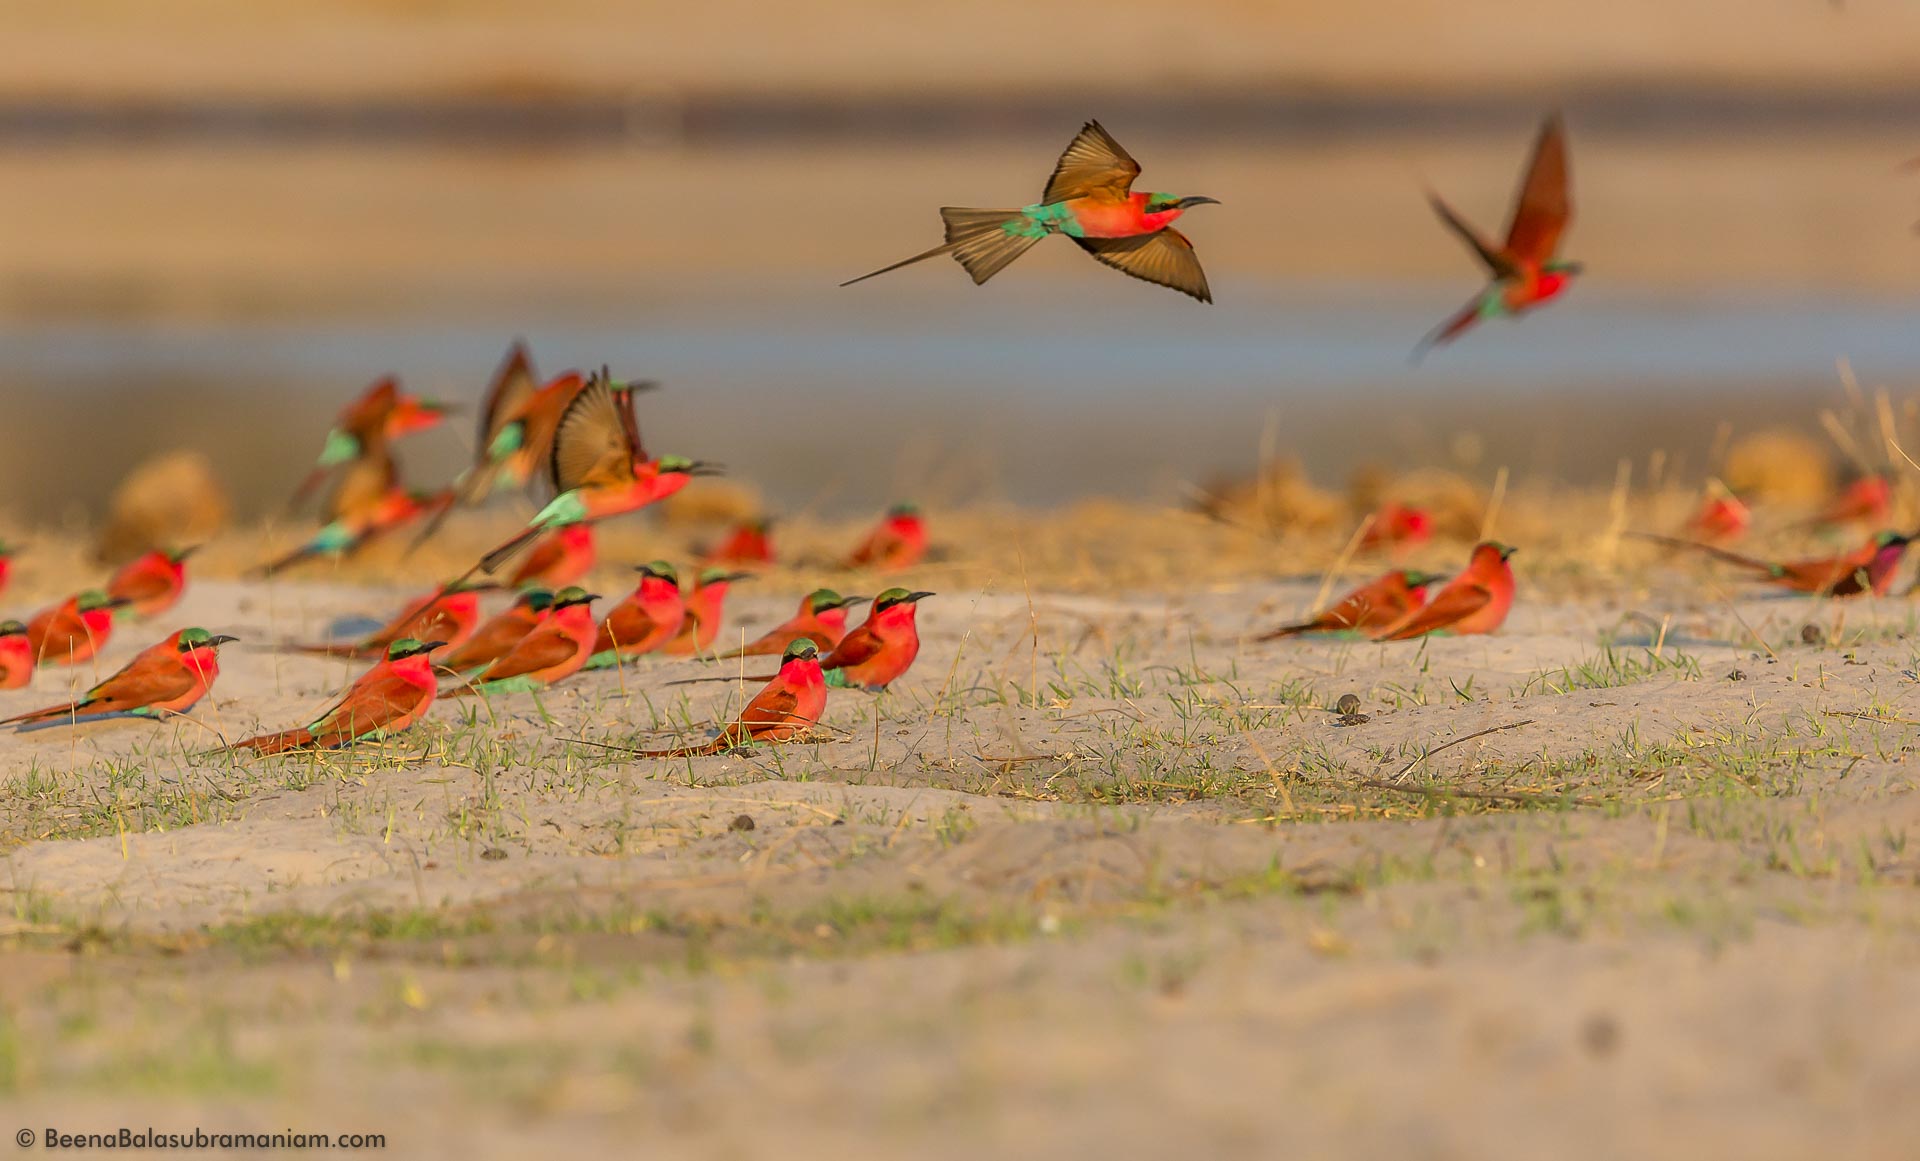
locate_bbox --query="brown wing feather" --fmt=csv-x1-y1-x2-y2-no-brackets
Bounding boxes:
479,341,539,458
1380,582,1491,640
325,448,397,523
823,624,883,671
1503,113,1571,264
1072,230,1212,303
477,629,580,682
1043,121,1141,204
738,686,801,730
86,649,197,710
1427,192,1516,278
547,374,636,494
309,673,421,737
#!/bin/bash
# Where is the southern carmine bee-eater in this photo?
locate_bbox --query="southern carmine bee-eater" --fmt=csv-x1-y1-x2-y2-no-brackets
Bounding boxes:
1358,504,1434,556
699,518,776,567
664,568,751,656
231,638,444,754
1685,484,1751,546
712,589,867,659
673,588,932,692
1800,471,1893,531
1255,570,1441,640
845,504,928,572
26,590,130,666
257,487,453,577
106,546,197,619
508,522,596,590
466,370,716,579
444,587,599,696
284,581,488,660
290,375,450,510
1416,113,1581,359
3,628,236,728
1627,530,1911,598
584,562,685,670
843,120,1220,302
1372,543,1517,640
439,589,556,673
639,640,829,758
0,621,33,689
407,344,607,551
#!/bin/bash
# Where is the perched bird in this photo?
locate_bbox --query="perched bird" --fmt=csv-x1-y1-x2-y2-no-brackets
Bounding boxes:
584,563,686,669
0,621,33,689
2,628,235,728
508,522,596,590
257,487,451,577
674,588,932,692
0,542,18,599
1373,543,1517,640
699,518,776,567
1685,487,1752,546
1803,472,1893,530
843,120,1220,302
468,371,714,578
1627,530,1911,597
438,589,556,673
1359,503,1434,555
712,589,867,659
638,640,828,758
1256,570,1441,640
231,638,443,754
284,581,487,659
664,568,751,656
106,546,197,619
446,587,599,695
1416,113,1581,359
845,504,928,572
26,590,130,666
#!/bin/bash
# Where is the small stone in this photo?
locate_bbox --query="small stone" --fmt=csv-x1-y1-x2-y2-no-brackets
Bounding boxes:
1334,693,1362,716
1336,712,1371,727
1801,623,1826,646
1727,669,1747,682
729,814,755,832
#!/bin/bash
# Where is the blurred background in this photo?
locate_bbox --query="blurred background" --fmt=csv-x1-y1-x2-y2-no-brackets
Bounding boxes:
6,0,1920,523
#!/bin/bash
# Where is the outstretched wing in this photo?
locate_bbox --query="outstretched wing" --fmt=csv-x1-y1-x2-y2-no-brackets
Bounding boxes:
1043,121,1141,204
548,373,638,494
478,341,539,464
1427,192,1516,278
1503,113,1571,264
1073,230,1212,303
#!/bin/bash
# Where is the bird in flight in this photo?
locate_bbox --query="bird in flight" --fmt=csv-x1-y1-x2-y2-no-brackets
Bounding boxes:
843,120,1220,302
1416,113,1581,359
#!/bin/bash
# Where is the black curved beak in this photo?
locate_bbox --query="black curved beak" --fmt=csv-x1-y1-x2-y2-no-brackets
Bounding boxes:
1178,196,1221,209
905,590,936,603
207,634,241,647
688,461,725,478
836,594,872,610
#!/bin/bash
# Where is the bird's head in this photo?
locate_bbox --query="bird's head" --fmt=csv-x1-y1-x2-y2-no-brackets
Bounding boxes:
77,590,129,614
873,588,934,613
1474,542,1519,565
1145,192,1221,216
1401,571,1447,590
781,638,822,665
0,620,25,638
699,568,751,589
809,588,867,614
518,588,557,612
1874,530,1912,550
553,587,600,609
386,638,445,660
176,627,239,652
635,560,679,586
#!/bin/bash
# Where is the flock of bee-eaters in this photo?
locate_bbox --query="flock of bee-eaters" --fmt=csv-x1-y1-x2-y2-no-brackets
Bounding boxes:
0,115,1904,756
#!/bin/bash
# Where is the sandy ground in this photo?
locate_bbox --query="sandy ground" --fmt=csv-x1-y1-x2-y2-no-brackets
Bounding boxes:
3,504,1920,1156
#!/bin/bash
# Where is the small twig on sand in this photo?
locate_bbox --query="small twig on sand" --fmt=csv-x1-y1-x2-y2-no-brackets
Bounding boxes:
1385,718,1534,785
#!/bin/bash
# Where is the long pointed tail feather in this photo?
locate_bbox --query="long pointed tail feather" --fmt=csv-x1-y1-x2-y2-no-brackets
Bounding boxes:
1412,299,1484,363
232,727,319,755
666,672,776,687
1,699,97,727
1622,531,1776,572
843,208,1038,288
